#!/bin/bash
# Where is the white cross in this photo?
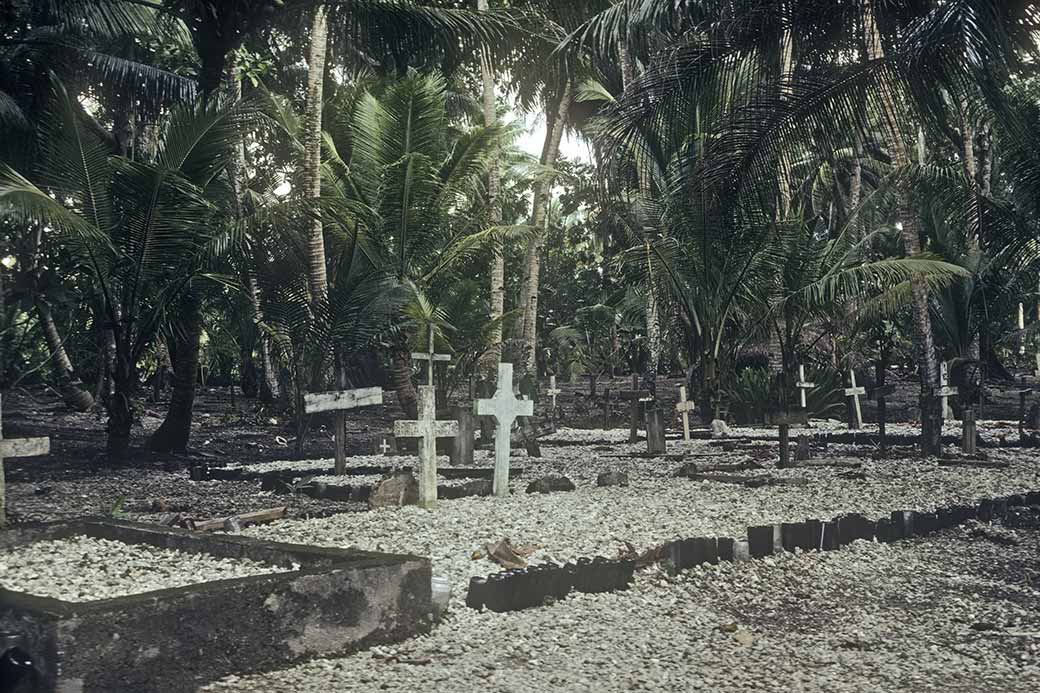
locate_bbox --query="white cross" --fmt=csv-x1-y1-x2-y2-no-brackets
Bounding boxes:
546,375,562,413
675,386,695,441
378,438,392,455
796,365,815,410
1019,302,1027,355
474,363,534,497
411,324,451,386
843,369,866,430
303,386,383,475
937,361,958,420
1034,353,1040,380
0,393,50,527
394,386,458,509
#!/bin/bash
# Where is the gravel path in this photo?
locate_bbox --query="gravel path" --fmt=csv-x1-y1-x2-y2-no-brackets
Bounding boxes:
202,526,1040,693
240,444,1040,603
0,536,285,601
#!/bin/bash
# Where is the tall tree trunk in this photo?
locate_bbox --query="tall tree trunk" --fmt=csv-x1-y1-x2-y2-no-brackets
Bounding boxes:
303,3,330,304
619,40,661,396
478,0,504,379
226,72,279,402
35,300,94,411
107,347,135,461
148,293,203,452
519,80,572,375
864,0,942,455
391,346,418,419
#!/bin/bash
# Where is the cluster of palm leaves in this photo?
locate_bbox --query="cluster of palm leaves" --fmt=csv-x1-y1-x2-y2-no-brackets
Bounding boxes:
1,0,1039,459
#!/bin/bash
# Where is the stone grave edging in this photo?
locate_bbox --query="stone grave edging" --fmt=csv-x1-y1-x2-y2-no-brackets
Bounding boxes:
464,490,1040,614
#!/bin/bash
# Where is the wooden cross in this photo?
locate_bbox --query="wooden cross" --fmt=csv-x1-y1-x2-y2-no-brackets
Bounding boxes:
843,369,866,430
675,386,695,442
394,385,458,509
0,393,50,527
937,361,958,421
620,374,652,443
304,386,383,475
546,375,562,414
795,365,815,410
474,363,534,497
411,324,451,386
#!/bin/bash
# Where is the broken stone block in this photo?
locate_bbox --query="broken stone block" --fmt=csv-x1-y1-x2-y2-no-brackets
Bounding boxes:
596,470,629,487
368,472,419,508
525,475,576,494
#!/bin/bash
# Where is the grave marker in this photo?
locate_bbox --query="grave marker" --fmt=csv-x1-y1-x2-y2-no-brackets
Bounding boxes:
378,438,392,455
475,363,534,496
0,393,50,526
675,386,695,442
870,383,896,453
411,323,451,386
795,365,815,410
961,408,977,454
938,361,958,421
1034,353,1040,380
645,407,667,455
843,369,866,430
1018,302,1026,355
394,386,458,509
546,375,562,417
621,374,651,443
450,404,476,466
303,386,383,475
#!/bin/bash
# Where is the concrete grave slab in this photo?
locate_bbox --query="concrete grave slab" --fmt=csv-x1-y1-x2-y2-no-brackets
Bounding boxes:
0,518,432,693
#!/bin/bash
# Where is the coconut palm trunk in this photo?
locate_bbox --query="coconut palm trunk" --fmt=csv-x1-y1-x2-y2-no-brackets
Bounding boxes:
303,3,330,304
478,0,504,377
35,300,94,411
148,292,203,452
864,0,942,455
519,79,572,374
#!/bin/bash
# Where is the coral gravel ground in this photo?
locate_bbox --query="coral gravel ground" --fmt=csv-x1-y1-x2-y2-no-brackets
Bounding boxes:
203,526,1040,693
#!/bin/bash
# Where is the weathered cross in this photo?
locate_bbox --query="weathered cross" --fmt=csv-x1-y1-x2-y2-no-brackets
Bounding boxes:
378,438,392,455
546,375,562,415
937,361,959,421
796,365,815,410
304,386,383,474
1033,352,1040,380
675,386,695,442
394,386,458,509
474,363,534,497
843,369,866,430
620,374,652,443
0,393,50,527
412,324,451,386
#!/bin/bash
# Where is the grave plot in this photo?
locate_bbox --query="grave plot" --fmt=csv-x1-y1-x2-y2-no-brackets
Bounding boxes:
0,519,432,693
201,525,1040,693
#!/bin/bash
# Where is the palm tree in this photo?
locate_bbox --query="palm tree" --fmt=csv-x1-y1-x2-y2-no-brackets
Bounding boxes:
571,0,1039,452
0,79,249,459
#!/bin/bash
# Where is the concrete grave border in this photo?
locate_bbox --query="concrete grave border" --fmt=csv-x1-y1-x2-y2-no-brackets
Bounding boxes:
0,518,432,693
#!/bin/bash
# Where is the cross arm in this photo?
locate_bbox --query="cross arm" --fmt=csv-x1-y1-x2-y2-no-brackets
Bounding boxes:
304,387,383,414
0,437,50,458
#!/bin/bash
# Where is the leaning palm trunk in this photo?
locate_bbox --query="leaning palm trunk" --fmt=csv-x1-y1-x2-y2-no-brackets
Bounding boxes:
864,0,941,455
391,346,418,419
148,293,203,452
519,80,572,374
35,300,94,411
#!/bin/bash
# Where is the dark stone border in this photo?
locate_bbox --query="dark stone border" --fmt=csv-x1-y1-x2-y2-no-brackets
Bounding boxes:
191,462,523,483
0,519,432,693
464,490,1040,613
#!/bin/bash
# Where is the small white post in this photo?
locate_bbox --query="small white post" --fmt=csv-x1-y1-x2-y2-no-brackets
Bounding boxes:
1019,302,1027,355
546,375,562,413
937,361,959,421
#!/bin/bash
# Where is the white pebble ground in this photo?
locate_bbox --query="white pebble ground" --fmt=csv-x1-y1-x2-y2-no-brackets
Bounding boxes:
0,536,286,602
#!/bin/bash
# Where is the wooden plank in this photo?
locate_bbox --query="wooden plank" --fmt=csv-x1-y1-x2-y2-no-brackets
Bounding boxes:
303,387,382,414
186,506,288,532
0,437,50,458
